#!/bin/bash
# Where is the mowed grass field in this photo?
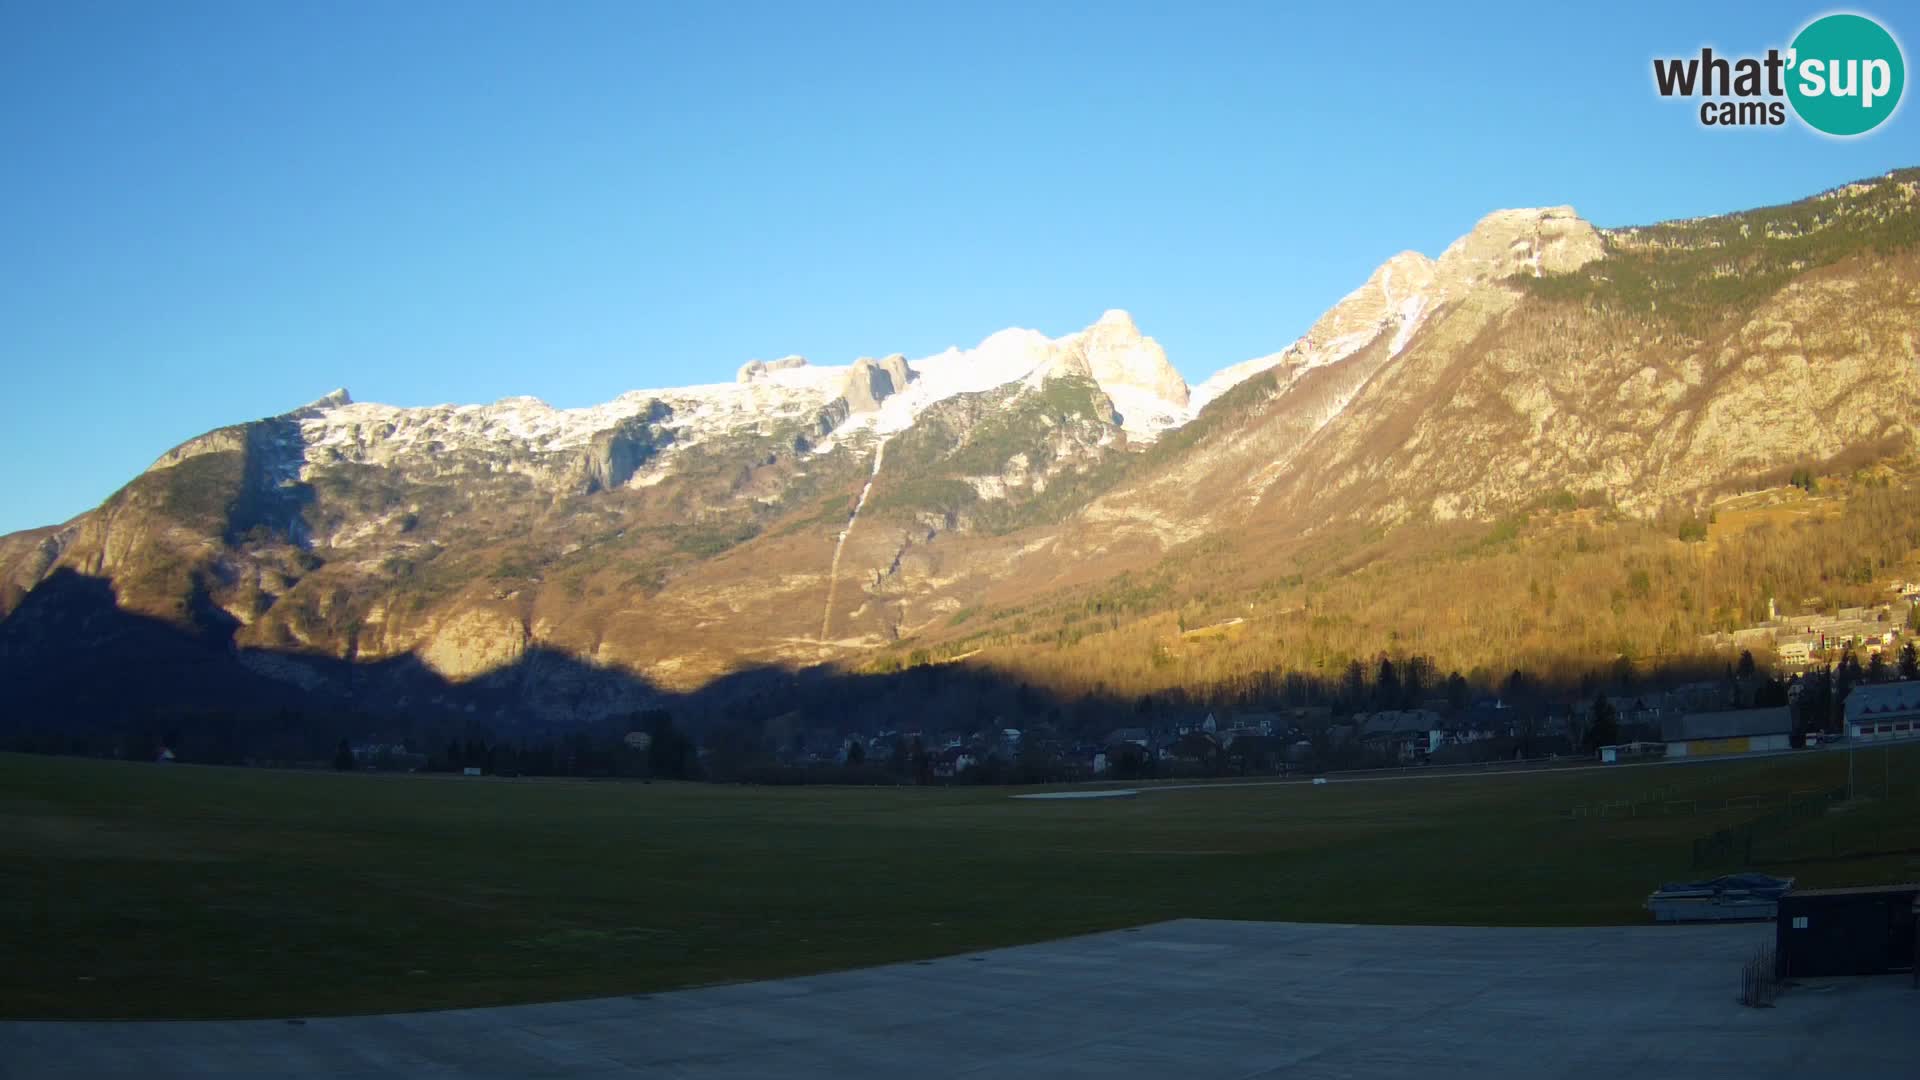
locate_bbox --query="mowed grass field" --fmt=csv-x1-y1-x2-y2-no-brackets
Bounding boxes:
4,747,1919,1019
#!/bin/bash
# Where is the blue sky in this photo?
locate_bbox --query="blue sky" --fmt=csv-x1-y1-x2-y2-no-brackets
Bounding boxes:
1,1,1915,534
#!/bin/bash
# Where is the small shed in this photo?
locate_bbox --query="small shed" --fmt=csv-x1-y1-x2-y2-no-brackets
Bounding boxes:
1775,883,1920,978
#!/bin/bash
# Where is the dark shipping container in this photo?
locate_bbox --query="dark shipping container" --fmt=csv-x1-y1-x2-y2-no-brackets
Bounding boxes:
1775,884,1920,979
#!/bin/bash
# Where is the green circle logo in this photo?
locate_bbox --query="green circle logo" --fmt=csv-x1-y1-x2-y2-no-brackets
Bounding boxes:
1787,13,1905,136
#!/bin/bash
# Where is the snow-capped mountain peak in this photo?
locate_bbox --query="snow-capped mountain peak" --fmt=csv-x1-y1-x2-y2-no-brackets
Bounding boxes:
277,205,1608,483
288,313,1192,480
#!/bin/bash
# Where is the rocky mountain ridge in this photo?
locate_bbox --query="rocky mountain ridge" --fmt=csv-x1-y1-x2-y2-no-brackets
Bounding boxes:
4,168,1917,732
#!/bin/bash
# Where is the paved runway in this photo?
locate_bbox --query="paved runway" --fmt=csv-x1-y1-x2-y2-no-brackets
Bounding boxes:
4,919,1915,1078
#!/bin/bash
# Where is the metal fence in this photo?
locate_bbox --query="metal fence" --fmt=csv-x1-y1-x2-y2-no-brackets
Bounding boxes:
1690,787,1848,867
1565,784,1684,819
1740,944,1781,1008
1686,781,1920,868
1574,777,1915,821
1566,785,1837,821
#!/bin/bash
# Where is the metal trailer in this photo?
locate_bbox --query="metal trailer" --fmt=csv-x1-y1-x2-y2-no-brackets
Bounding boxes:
1645,873,1794,923
1774,884,1920,979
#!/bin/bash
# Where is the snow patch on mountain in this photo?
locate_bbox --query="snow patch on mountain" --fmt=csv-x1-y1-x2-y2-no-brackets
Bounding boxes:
295,304,1198,475
1188,250,1440,415
282,206,1601,481
860,312,1186,441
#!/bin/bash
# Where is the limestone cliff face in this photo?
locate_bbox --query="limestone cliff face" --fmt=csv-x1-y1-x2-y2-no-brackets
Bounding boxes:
737,356,810,383
416,606,529,680
145,426,251,472
877,354,913,393
1069,310,1189,407
571,403,673,494
836,358,902,413
1672,268,1919,482
1434,206,1605,283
